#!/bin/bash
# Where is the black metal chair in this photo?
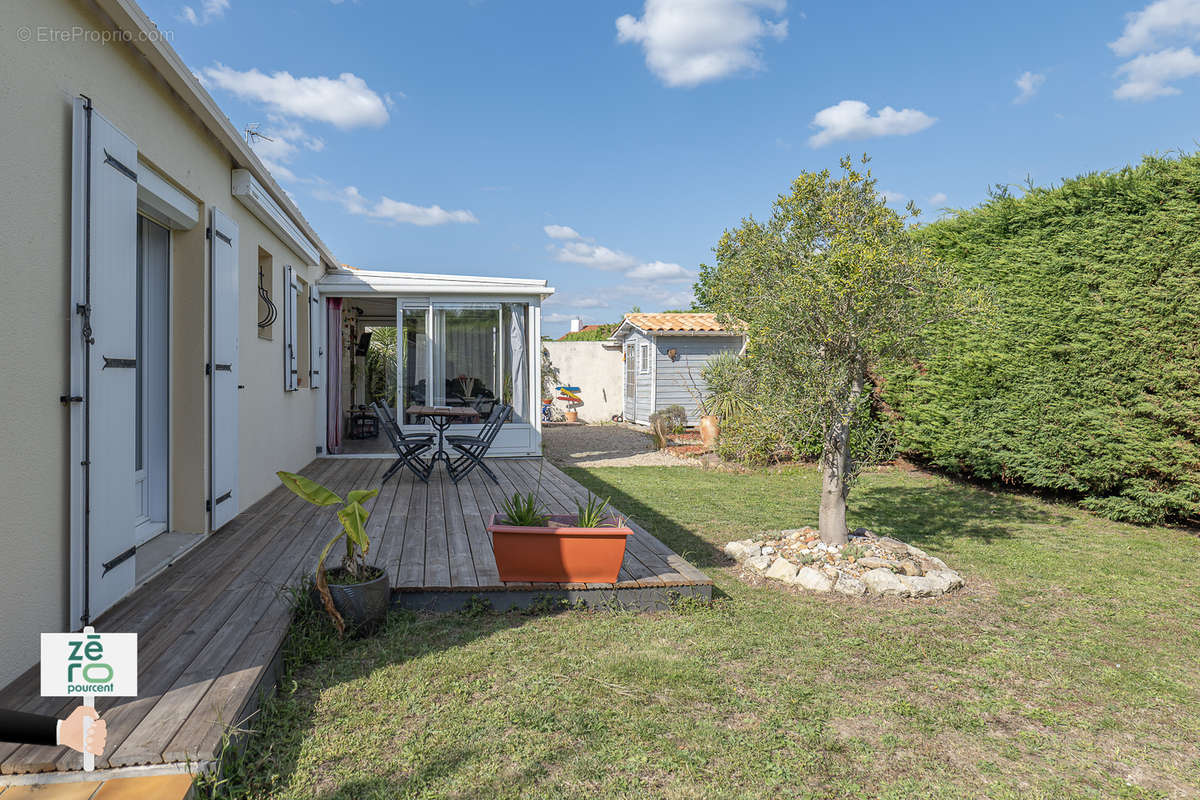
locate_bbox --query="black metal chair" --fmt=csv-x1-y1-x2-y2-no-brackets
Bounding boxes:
445,403,511,485
372,402,436,483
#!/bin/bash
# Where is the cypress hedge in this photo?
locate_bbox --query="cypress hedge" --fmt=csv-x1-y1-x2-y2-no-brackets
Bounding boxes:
880,154,1200,524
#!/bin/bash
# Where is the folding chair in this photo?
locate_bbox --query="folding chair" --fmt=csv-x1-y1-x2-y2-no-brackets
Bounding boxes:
372,402,436,483
445,403,511,485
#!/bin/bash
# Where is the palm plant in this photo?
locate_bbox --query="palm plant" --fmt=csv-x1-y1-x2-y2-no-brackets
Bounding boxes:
365,326,397,408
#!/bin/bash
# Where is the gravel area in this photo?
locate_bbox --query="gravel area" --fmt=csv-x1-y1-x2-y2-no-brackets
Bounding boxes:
541,423,697,467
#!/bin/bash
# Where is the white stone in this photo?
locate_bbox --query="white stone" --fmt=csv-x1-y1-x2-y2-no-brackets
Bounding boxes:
791,566,834,592
898,574,940,597
764,557,799,582
862,567,911,597
927,569,964,590
723,539,760,561
833,574,867,597
745,554,773,574
762,545,776,556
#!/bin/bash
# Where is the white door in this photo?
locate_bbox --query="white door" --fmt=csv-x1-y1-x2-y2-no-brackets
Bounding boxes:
70,99,139,622
209,208,240,530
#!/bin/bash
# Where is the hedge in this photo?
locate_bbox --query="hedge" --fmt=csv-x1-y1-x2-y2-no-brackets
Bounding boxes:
879,153,1200,524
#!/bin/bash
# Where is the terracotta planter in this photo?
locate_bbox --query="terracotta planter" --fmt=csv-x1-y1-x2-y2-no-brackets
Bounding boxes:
564,410,579,423
487,514,632,583
699,415,719,447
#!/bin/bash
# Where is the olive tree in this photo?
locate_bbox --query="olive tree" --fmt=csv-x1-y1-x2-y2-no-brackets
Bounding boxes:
695,156,972,545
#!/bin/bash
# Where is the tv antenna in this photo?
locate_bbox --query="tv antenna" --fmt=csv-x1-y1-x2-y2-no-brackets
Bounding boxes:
243,123,274,145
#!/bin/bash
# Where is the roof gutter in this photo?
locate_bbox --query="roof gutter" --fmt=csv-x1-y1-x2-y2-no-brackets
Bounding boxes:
92,0,340,271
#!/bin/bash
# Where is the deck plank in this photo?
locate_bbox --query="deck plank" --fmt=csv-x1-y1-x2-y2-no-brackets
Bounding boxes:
441,475,479,588
394,468,429,587
421,470,452,588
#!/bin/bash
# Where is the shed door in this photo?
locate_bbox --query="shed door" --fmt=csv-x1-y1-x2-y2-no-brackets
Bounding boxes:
209,208,240,530
624,342,637,422
71,100,139,622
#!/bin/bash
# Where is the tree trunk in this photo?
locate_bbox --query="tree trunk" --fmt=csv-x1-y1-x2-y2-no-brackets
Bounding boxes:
818,362,866,546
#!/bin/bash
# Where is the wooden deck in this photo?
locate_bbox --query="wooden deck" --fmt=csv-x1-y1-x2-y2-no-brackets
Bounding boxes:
0,457,710,779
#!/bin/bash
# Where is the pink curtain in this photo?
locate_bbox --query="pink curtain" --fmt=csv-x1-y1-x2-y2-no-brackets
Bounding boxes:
326,298,343,454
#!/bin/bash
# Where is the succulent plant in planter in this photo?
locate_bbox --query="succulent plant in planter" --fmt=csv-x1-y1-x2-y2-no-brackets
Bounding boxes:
277,471,386,636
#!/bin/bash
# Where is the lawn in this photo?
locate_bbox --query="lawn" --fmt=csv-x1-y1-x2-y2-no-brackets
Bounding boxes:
201,465,1200,800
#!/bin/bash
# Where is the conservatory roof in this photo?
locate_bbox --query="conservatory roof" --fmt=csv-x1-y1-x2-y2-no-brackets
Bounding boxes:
318,268,554,298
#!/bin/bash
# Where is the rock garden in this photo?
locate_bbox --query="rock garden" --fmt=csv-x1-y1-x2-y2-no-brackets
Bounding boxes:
724,527,964,598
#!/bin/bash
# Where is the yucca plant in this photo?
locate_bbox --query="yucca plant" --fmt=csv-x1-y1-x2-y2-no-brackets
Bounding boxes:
500,490,549,527
574,492,614,528
277,471,379,634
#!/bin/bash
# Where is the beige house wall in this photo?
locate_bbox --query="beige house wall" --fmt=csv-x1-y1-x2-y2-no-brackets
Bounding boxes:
0,0,326,684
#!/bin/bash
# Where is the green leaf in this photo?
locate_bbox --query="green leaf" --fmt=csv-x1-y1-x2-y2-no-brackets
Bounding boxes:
277,471,343,507
346,489,379,505
337,501,371,555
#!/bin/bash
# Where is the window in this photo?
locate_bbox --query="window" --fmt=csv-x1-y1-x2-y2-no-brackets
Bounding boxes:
639,343,650,374
296,279,310,388
282,266,310,391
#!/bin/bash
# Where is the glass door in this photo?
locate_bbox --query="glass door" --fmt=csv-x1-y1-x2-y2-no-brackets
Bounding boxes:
433,305,501,417
398,303,430,425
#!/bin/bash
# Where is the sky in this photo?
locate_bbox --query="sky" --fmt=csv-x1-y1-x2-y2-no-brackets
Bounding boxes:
139,0,1200,336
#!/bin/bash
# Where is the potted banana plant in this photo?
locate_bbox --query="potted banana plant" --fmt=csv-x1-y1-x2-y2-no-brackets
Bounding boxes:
277,471,388,635
487,490,632,583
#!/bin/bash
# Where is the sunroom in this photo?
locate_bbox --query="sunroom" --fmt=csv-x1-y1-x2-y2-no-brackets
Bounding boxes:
316,268,554,458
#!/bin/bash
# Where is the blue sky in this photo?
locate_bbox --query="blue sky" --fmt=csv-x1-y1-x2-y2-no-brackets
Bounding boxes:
140,0,1200,336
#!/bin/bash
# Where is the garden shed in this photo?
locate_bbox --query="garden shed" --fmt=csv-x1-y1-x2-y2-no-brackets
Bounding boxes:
608,313,744,425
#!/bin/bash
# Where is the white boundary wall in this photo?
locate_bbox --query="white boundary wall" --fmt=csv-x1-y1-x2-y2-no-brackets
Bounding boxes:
543,341,624,423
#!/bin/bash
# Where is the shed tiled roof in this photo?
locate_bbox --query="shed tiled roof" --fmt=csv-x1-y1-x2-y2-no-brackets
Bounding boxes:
622,313,734,333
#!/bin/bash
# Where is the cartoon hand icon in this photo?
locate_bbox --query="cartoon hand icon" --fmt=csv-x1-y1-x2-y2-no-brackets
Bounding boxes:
60,706,105,756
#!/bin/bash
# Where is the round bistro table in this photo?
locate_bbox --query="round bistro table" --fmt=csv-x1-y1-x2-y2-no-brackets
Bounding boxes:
405,405,482,474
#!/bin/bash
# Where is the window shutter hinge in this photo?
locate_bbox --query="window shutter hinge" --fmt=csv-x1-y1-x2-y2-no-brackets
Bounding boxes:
205,362,211,376
60,394,84,405
206,227,212,240
206,498,211,512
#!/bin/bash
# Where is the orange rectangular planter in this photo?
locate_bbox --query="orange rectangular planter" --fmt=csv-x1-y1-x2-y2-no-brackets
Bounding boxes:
487,514,633,583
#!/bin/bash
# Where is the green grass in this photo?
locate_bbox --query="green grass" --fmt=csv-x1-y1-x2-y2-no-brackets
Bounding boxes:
198,466,1200,800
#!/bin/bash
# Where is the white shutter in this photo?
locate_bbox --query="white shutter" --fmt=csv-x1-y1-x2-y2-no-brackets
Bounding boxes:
209,208,240,530
284,266,298,391
309,291,321,388
70,99,138,622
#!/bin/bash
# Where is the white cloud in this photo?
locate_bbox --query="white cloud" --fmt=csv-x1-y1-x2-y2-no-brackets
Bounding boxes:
181,0,228,25
929,192,948,205
880,190,908,206
1110,0,1200,56
201,63,390,129
616,0,788,87
1109,1,1200,98
1115,45,1200,98
807,100,936,148
553,241,640,271
543,312,580,324
543,224,582,240
626,261,694,281
541,226,695,289
1013,71,1045,104
330,186,477,226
